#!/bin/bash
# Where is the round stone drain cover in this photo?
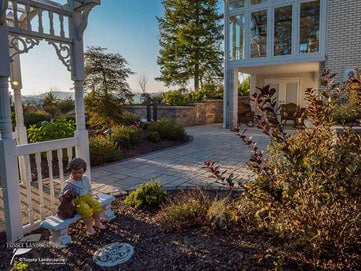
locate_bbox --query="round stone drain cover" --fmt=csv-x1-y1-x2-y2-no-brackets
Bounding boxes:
93,242,134,267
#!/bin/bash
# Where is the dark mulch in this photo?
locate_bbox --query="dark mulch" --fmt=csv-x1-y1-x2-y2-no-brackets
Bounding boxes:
0,192,325,271
0,193,278,271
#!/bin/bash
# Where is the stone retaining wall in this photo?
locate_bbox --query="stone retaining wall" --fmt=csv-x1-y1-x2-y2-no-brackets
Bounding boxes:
124,99,223,127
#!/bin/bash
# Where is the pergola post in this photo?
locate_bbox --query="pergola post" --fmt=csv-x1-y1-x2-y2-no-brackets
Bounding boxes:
10,52,27,145
69,3,99,181
0,19,23,242
73,80,91,180
10,51,29,183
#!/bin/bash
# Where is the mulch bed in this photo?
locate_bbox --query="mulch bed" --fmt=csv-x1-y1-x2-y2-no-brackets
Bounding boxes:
0,192,326,271
0,193,278,271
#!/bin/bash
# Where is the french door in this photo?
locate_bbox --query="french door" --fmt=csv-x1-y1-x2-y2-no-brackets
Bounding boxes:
265,78,300,105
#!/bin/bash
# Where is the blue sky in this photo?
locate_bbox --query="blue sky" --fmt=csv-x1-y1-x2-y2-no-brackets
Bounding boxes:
19,0,224,96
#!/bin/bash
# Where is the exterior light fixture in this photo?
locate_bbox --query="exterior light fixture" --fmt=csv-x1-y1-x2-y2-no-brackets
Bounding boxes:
103,128,113,138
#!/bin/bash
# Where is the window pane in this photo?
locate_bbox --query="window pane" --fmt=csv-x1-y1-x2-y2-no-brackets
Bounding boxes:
300,0,320,54
274,5,292,56
229,15,245,60
285,83,298,104
251,10,267,58
229,0,245,10
251,0,267,5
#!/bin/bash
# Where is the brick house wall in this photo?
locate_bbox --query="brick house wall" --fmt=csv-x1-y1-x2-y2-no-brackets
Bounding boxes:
323,1,361,82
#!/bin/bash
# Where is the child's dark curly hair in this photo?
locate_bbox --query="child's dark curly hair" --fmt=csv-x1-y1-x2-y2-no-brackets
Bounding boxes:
67,157,87,173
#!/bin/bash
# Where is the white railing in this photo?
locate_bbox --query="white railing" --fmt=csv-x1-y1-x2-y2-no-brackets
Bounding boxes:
15,137,78,233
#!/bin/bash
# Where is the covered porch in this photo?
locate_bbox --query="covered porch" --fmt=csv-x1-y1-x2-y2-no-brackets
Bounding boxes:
223,61,320,128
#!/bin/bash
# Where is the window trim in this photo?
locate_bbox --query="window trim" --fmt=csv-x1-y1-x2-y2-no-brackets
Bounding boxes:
225,0,325,63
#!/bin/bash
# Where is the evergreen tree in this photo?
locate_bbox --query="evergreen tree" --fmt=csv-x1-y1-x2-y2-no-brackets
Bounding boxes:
83,46,134,127
157,0,223,90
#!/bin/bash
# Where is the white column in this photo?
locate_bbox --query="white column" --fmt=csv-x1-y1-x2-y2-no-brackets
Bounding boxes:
10,52,29,184
10,52,26,144
0,78,23,243
73,80,91,181
70,8,91,181
0,23,23,241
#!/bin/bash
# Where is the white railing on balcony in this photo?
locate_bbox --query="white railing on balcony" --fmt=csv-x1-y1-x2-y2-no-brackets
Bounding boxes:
15,137,78,233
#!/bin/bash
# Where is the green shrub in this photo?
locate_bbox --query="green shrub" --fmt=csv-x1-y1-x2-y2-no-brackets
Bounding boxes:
43,104,60,118
112,125,144,148
11,261,29,271
124,180,168,209
162,90,190,105
191,88,209,102
189,81,224,102
23,110,51,128
331,102,361,124
211,89,223,99
27,118,75,143
57,99,75,114
207,197,237,230
238,76,250,96
89,136,122,166
147,119,187,141
120,111,141,126
157,190,209,231
61,113,76,122
112,130,131,148
147,130,161,143
201,81,224,99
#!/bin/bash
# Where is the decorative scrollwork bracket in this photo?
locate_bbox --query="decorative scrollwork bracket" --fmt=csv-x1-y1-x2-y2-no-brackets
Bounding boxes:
48,40,71,71
8,34,41,60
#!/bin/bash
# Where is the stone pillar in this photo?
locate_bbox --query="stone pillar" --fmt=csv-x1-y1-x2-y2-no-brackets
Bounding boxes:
222,1,238,129
0,22,23,242
223,67,238,129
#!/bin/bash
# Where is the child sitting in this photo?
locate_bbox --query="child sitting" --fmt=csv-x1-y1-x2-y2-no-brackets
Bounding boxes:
59,157,106,235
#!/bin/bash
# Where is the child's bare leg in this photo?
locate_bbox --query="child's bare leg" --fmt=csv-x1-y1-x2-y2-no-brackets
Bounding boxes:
93,212,106,229
83,217,96,235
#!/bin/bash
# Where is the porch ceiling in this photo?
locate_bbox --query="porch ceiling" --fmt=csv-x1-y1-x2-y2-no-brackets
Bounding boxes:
237,62,319,75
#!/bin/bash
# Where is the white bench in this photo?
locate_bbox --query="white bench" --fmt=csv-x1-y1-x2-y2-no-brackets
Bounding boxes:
40,193,116,247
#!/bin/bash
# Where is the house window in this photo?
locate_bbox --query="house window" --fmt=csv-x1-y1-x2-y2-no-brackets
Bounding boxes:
251,10,267,58
229,0,245,10
251,0,267,5
229,15,245,60
226,0,324,61
299,0,320,53
274,5,292,56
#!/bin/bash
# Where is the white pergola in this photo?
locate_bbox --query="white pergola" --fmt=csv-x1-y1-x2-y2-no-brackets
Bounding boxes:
0,0,99,242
